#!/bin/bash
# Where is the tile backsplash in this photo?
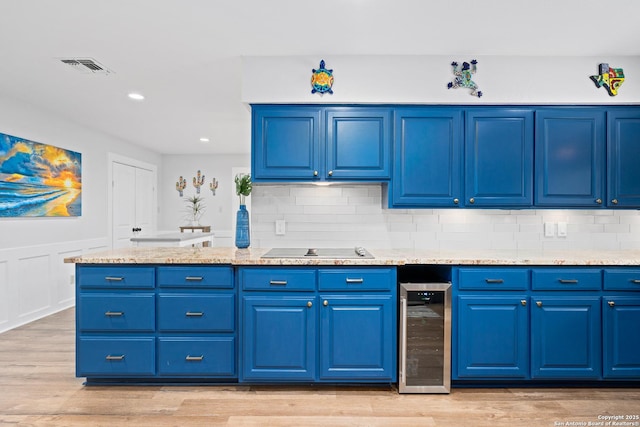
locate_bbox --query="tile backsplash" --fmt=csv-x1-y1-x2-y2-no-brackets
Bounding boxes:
251,184,640,252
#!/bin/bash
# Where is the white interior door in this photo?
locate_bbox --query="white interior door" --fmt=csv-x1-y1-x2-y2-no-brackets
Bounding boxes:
112,161,156,248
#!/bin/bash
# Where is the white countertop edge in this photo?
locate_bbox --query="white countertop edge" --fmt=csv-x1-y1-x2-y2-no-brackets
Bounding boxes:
64,247,640,266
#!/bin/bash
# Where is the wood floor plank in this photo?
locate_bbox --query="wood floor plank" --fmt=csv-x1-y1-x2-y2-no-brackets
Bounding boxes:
1,308,639,427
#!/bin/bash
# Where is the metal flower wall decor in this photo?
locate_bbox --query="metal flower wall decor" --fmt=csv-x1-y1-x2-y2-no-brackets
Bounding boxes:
447,60,483,98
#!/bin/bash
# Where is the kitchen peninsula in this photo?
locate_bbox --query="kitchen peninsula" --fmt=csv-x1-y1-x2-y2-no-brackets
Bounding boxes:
66,247,640,387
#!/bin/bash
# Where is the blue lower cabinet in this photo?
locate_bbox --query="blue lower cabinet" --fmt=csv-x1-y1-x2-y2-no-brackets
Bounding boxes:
242,296,316,381
603,297,640,379
77,337,155,377
157,337,235,376
530,296,601,379
157,293,235,332
455,296,529,379
319,295,395,381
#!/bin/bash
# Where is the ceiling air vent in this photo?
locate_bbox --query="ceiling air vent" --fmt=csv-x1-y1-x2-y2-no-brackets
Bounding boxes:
59,58,113,75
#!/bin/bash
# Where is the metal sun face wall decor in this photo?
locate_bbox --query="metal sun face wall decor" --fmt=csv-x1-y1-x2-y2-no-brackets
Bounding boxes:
591,63,624,96
0,131,82,217
311,60,334,95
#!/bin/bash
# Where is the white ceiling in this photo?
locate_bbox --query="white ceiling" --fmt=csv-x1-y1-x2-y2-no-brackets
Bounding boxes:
1,0,639,155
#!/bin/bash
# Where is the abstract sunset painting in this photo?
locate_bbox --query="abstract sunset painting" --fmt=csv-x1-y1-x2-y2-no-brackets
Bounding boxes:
0,132,81,217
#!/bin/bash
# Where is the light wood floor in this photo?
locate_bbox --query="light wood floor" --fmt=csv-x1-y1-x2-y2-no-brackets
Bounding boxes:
1,308,638,426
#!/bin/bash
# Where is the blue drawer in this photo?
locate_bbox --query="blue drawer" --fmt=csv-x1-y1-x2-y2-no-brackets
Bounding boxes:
157,266,233,288
458,268,529,290
240,268,316,291
78,266,155,289
78,294,155,332
157,337,236,376
77,337,155,376
318,268,395,291
532,268,602,291
157,293,235,332
604,269,640,291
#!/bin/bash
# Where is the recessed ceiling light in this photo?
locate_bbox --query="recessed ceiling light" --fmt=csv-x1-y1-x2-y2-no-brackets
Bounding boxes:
128,93,145,101
199,137,210,142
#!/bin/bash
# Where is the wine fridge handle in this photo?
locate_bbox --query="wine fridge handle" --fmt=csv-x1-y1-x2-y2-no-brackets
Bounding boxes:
400,296,408,387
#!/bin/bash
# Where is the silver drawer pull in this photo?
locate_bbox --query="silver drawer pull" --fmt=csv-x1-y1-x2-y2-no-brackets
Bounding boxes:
105,311,124,317
559,279,579,284
186,311,204,317
485,279,504,284
106,355,125,361
346,278,364,284
185,355,204,361
269,280,288,285
631,280,640,284
185,276,204,281
104,276,124,281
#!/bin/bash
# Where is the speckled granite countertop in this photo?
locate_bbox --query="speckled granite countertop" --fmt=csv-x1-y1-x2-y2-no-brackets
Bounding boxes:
64,247,640,266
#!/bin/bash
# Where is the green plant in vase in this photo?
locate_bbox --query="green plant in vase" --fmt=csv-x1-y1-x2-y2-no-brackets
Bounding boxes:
185,195,205,226
234,174,251,248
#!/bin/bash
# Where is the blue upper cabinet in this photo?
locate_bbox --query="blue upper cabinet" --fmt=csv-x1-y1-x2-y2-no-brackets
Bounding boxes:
465,108,534,207
252,105,321,180
391,107,463,207
607,108,640,208
252,105,391,182
326,108,392,180
535,108,606,207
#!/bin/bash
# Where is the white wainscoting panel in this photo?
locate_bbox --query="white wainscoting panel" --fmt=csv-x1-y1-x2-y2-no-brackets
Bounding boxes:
0,238,108,333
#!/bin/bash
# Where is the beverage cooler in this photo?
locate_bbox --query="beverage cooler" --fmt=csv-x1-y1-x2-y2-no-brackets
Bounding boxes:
399,282,452,393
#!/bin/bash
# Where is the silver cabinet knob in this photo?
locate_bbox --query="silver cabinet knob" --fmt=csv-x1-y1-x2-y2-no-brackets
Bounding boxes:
608,301,615,307
469,198,475,204
323,300,328,306
536,301,542,307
595,198,602,204
453,198,459,205
313,170,318,177
307,301,313,308
611,199,619,205
328,170,333,176
521,300,527,306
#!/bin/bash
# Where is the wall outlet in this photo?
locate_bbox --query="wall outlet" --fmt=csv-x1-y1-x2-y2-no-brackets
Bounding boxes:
544,222,555,237
69,274,75,285
275,219,286,235
557,222,567,237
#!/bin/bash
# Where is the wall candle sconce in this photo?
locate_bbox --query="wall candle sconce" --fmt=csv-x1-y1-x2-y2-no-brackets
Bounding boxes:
210,178,219,195
193,170,205,194
176,176,186,197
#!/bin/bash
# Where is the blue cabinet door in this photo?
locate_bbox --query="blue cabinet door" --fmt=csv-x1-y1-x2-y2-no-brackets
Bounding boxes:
391,107,463,207
465,108,533,207
242,296,316,381
319,295,395,381
607,108,640,208
326,108,391,180
530,296,601,379
252,106,322,180
455,296,529,378
602,297,640,379
535,108,606,207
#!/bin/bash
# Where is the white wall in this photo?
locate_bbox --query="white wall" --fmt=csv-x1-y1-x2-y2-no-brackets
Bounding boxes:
0,95,162,332
243,55,640,252
159,154,250,245
243,55,640,104
251,184,640,252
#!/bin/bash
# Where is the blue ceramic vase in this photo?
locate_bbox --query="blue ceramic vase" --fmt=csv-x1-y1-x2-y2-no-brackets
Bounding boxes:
235,204,250,248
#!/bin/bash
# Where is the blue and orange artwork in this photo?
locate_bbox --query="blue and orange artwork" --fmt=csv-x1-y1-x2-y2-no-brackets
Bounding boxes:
0,132,81,217
590,63,625,96
448,60,482,98
311,60,334,95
